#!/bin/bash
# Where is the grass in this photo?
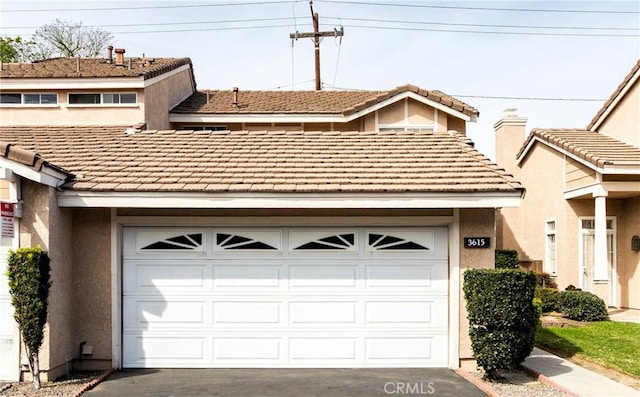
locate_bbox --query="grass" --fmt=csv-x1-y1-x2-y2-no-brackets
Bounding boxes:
536,321,640,379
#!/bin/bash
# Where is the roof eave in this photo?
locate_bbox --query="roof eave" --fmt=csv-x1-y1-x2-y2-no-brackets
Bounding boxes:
57,191,523,209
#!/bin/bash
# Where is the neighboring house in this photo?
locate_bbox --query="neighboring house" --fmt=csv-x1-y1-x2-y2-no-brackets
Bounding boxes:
0,51,523,381
0,48,195,129
169,85,477,133
496,59,640,309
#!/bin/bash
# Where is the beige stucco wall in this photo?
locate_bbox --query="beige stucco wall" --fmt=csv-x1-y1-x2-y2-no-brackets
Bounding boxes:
72,208,112,369
458,208,496,363
18,180,74,381
613,196,640,308
566,157,597,191
597,77,640,146
377,100,404,124
407,98,434,124
447,117,466,134
0,179,9,200
0,89,145,127
144,68,195,130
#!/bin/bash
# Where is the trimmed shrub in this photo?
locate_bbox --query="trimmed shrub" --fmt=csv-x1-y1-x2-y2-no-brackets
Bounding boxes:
535,272,558,289
7,246,51,389
463,269,537,379
495,250,519,269
535,287,561,313
559,291,608,322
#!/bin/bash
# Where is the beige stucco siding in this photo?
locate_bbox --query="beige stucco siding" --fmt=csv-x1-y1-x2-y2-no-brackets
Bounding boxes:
565,157,597,191
72,209,112,368
458,208,496,363
144,68,194,130
377,100,404,125
18,180,74,381
0,180,9,200
407,98,434,124
447,117,466,134
614,196,640,308
597,78,640,146
0,89,144,127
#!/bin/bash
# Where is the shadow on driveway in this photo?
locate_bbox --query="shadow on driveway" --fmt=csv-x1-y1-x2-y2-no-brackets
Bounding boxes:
86,368,488,397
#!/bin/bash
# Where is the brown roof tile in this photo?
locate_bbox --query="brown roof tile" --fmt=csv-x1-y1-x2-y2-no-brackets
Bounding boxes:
0,57,193,80
0,126,521,194
171,84,479,117
518,129,640,168
587,59,640,130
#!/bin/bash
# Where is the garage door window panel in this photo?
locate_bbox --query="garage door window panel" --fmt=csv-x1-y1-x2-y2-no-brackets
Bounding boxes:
367,230,433,252
214,230,282,252
290,230,357,252
137,229,206,253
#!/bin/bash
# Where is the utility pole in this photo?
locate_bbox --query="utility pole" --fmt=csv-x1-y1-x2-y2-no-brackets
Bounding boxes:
290,1,344,90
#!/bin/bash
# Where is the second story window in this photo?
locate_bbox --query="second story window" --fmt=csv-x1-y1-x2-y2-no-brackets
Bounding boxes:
68,93,137,105
0,93,58,105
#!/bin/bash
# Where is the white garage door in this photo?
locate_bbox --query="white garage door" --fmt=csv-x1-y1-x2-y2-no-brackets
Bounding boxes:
122,227,449,368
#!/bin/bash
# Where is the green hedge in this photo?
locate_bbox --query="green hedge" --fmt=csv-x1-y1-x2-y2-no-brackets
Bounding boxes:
559,291,609,322
495,250,519,269
463,269,537,378
535,287,560,313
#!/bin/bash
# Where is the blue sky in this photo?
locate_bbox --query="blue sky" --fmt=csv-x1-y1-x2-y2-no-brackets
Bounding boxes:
1,0,638,159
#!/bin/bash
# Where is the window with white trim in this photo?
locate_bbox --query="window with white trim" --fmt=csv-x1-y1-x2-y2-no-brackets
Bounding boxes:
0,93,58,105
579,217,616,289
545,220,557,276
378,125,435,132
183,125,228,131
68,92,137,105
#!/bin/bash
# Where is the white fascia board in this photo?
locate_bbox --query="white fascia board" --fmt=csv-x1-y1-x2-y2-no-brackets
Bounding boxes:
564,184,600,200
518,136,640,175
58,191,522,208
114,215,454,226
0,77,145,90
590,67,640,131
169,90,475,124
564,181,640,199
0,158,67,187
169,113,344,124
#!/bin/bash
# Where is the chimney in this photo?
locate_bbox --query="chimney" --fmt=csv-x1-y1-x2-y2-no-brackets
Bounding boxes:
494,108,528,177
107,45,113,63
232,87,239,107
114,48,125,65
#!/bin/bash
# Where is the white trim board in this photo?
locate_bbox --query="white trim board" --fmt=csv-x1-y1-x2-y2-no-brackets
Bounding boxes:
58,191,522,209
169,91,477,124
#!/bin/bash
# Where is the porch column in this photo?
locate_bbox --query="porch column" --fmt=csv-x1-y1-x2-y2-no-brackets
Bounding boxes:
593,193,608,280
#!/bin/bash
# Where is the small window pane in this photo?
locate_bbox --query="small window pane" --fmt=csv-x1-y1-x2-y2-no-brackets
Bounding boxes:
120,93,136,103
40,94,57,104
23,94,41,104
0,93,21,104
69,94,100,104
581,220,594,229
102,93,118,104
546,221,556,231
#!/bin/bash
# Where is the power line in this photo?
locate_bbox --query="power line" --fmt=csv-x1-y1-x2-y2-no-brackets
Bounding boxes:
3,16,636,32
325,17,639,32
452,95,606,102
321,83,607,101
317,0,640,14
0,1,292,13
343,24,639,37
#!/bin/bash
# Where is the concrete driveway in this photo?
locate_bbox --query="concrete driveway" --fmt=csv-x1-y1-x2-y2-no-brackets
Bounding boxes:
85,368,487,397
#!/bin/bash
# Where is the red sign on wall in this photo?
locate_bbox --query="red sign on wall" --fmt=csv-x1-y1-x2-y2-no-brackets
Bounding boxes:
1,202,14,217
1,202,14,238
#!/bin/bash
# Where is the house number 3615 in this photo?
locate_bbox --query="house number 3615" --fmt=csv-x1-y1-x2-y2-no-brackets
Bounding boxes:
464,237,491,248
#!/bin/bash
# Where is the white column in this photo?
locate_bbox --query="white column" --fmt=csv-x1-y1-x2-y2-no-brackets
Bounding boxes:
593,194,608,280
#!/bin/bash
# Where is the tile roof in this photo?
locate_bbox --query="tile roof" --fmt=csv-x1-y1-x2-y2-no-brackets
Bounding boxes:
171,84,479,117
0,57,193,80
0,141,70,175
518,129,640,168
587,58,640,130
0,126,520,194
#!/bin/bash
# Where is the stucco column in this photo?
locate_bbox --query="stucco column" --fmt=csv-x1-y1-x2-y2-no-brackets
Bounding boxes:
593,193,608,281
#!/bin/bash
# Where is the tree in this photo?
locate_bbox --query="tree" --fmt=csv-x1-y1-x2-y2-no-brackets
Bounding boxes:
26,19,113,61
6,246,51,389
0,37,24,62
